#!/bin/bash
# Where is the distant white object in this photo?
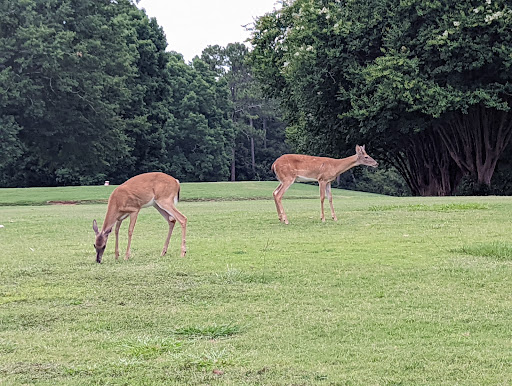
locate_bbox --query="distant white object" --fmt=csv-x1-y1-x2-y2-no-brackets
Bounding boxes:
0,225,4,228
104,181,110,186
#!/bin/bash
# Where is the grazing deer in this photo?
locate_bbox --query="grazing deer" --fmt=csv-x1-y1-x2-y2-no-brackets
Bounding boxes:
92,172,187,263
271,145,378,224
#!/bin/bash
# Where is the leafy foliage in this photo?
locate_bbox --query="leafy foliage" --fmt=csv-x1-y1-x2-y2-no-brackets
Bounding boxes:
202,43,288,181
0,0,136,186
249,0,512,195
0,0,240,186
160,55,235,182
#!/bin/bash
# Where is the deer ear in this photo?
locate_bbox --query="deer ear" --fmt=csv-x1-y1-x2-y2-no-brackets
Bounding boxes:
104,227,113,236
355,145,362,154
93,219,99,235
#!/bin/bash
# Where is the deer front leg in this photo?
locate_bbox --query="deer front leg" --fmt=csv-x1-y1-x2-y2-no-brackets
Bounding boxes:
319,181,327,222
114,220,122,260
125,212,139,259
326,182,337,221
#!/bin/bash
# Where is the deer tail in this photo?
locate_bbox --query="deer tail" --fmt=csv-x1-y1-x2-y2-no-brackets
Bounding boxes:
175,180,180,205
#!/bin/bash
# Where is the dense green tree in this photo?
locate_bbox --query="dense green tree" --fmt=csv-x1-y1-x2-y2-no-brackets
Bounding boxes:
348,0,512,193
0,0,237,186
202,43,288,181
110,10,236,182
0,116,24,186
249,0,512,195
113,8,174,180
160,54,234,181
249,0,355,156
0,0,139,186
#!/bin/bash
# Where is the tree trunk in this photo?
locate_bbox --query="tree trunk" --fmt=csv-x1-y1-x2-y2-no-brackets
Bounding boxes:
250,118,256,176
250,137,256,176
389,128,463,196
435,104,512,187
263,118,267,149
231,147,236,181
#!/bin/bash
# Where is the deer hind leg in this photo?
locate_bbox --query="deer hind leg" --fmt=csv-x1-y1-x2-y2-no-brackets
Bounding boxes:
273,178,294,224
125,211,139,260
272,182,285,222
319,181,327,222
326,182,337,221
155,199,187,257
153,204,176,256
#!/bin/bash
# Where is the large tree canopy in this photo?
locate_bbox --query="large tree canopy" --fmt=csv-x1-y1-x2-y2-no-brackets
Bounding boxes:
0,0,238,186
162,55,235,181
249,0,512,195
0,0,137,186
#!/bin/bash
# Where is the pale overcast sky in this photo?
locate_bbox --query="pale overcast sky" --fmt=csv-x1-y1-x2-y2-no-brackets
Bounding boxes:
137,0,281,62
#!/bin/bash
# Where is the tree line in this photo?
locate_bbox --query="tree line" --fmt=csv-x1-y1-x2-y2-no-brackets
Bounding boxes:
0,0,287,187
1,0,511,196
249,0,512,196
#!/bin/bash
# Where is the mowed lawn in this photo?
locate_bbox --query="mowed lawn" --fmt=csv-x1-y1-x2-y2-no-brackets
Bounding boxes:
0,182,511,385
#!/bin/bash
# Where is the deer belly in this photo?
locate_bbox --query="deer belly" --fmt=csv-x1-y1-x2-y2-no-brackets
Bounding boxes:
296,176,317,182
142,198,155,208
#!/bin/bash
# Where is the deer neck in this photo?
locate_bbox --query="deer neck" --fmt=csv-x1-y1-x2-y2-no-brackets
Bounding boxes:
101,203,120,233
334,154,359,175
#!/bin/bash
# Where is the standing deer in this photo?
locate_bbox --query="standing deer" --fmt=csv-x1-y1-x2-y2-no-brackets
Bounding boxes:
271,145,378,224
92,172,187,263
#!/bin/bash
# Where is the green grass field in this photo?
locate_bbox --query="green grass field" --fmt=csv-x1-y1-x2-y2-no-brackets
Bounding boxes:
1,182,511,385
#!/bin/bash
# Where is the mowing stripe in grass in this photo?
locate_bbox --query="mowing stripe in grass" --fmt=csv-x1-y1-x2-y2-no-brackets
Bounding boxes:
369,203,489,211
455,241,512,260
173,324,242,339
